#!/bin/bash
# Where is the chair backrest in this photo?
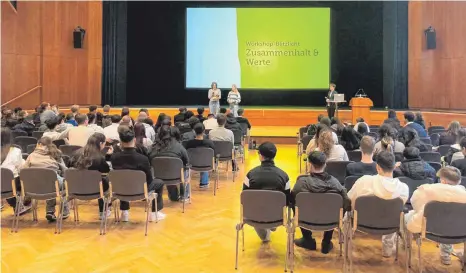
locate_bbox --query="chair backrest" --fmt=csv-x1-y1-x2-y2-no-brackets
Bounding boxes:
437,145,451,157
424,201,466,241
301,135,313,150
428,126,445,135
398,177,434,204
213,141,233,160
19,168,58,198
239,123,248,136
429,133,440,146
295,192,342,229
65,169,102,197
424,144,433,152
205,129,212,135
427,161,442,173
13,136,38,151
187,148,214,170
12,130,28,138
109,170,146,200
62,155,71,167
232,129,243,145
369,125,380,131
151,157,183,184
22,153,29,160
419,137,432,145
431,129,446,135
461,177,466,187
1,167,15,197
367,132,379,141
394,152,404,162
419,152,441,163
26,144,36,154
354,195,403,234
326,161,354,185
59,145,82,156
52,139,66,148
32,131,44,139
299,127,307,140
347,150,362,162
241,190,286,223
344,175,361,192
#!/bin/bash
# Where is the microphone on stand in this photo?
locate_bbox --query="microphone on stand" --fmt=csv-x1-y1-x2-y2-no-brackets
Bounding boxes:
355,88,367,98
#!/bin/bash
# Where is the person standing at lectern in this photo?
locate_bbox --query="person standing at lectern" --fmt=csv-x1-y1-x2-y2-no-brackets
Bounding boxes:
326,83,338,119
208,82,221,117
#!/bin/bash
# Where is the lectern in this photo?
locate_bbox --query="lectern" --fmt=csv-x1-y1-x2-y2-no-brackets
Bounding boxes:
349,97,373,124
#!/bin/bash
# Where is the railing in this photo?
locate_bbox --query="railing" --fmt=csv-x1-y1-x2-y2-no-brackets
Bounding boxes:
1,85,41,107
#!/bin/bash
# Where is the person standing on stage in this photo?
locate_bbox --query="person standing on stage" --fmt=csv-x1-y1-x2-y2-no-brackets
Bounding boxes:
208,82,221,116
227,84,241,117
326,83,338,119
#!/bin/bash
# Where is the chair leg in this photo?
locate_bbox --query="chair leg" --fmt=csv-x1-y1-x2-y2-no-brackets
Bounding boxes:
145,200,150,236
12,196,21,233
32,199,37,222
232,160,236,183
235,225,241,270
462,242,465,273
154,194,158,224
339,227,343,257
242,227,245,251
55,199,61,234
349,229,354,273
417,237,422,273
395,233,399,261
285,229,289,273
73,199,78,223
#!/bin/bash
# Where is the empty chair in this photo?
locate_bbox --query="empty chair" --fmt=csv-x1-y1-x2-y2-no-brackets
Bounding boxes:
108,170,157,236
345,196,404,272
59,145,82,157
213,141,236,182
232,129,245,163
398,177,434,206
52,139,66,148
187,148,217,195
17,168,66,234
347,151,362,162
32,131,44,139
326,161,354,185
235,190,289,271
428,126,445,135
13,136,37,152
151,157,189,212
407,201,466,273
64,169,107,234
1,168,19,231
12,131,28,138
419,137,432,145
431,129,446,135
419,152,441,163
299,135,314,173
427,162,442,173
344,176,361,192
26,144,36,154
298,126,308,140
437,145,451,157
289,193,344,271
429,133,440,147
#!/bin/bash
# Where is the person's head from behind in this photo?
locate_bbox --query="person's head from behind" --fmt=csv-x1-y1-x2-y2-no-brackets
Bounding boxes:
401,127,418,145
415,112,424,122
170,126,181,141
320,117,331,127
187,116,200,129
381,136,394,153
103,105,111,114
258,142,277,162
378,124,394,139
66,113,75,122
88,105,98,114
331,117,341,126
75,113,88,126
139,108,149,115
457,129,466,145
216,114,227,127
37,137,61,160
317,130,334,157
237,108,245,117
388,109,397,119
219,108,227,114
356,117,365,123
447,121,461,136
341,127,358,144
197,107,205,116
156,113,166,126
111,114,122,124
404,111,415,123
308,151,327,173
315,124,329,141
357,123,368,135
57,112,66,124
329,82,336,91
118,125,135,147
317,114,325,123
185,110,194,120
45,117,59,131
137,111,148,123
133,123,146,145
403,147,421,160
178,107,187,114
71,105,80,115
193,123,205,137
121,107,130,117
376,151,396,176
360,136,375,156
76,133,106,169
120,115,132,127
438,166,462,186
87,113,97,125
207,113,215,120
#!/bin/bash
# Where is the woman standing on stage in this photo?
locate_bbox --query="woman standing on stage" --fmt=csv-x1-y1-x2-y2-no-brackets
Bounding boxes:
208,82,221,116
227,84,241,117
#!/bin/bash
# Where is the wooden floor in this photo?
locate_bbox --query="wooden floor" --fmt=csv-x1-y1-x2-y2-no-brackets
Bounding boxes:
1,145,463,273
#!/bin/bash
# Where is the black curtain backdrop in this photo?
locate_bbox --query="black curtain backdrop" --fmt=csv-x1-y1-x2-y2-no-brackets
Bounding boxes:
102,1,408,108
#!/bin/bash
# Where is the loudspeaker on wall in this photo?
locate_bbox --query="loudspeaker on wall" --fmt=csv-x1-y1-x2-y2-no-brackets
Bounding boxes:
425,26,436,50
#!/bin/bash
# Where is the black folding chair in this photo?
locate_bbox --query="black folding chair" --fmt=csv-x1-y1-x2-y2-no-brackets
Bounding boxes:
428,126,445,135
53,139,66,148
437,145,451,157
26,144,36,154
419,152,441,163
12,131,28,138
13,136,37,152
423,144,433,152
461,177,466,187
419,137,432,145
32,131,44,139
398,177,434,208
232,129,245,163
1,168,19,232
429,133,440,147
326,161,354,185
187,148,216,194
347,151,362,162
431,129,446,135
344,176,361,192
427,162,442,173
213,141,236,182
59,145,82,157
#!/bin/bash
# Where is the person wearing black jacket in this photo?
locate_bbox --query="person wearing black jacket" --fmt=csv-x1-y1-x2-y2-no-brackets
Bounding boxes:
393,147,436,181
236,108,251,130
12,112,35,136
383,110,401,131
150,125,190,202
174,107,187,123
225,113,242,132
243,142,290,242
292,151,351,254
111,125,166,222
451,137,466,175
196,107,206,123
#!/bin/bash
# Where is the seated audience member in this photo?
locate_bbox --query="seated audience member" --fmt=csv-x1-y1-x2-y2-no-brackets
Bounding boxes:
439,121,461,146
102,105,111,117
121,107,135,125
174,107,187,123
403,111,427,137
348,151,409,257
307,114,325,136
102,105,112,128
137,111,155,142
70,133,113,219
414,112,426,129
154,113,166,132
111,125,166,222
183,123,214,188
444,128,466,164
12,111,35,136
225,113,242,132
139,108,149,115
383,110,401,130
70,104,80,117
203,114,217,130
67,114,93,147
181,116,200,141
196,107,206,123
219,107,228,115
1,128,31,214
134,122,153,151
243,142,290,242
103,115,122,141
331,117,345,136
55,112,72,133
292,151,351,253
150,126,189,202
31,105,42,126
306,124,329,154
209,114,238,171
236,108,251,130
184,110,195,120
65,113,77,127
346,136,378,176
2,108,18,129
317,130,349,161
374,124,405,154
320,117,331,127
23,137,70,221
42,117,70,142
87,113,104,134
451,137,466,175
400,127,428,152
354,117,370,134
40,102,57,125
120,115,133,128
13,107,22,116
405,166,466,265
340,127,361,151
88,105,103,127
393,147,436,180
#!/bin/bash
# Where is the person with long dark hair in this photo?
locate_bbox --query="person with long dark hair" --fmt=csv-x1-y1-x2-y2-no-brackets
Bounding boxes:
374,124,405,155
383,110,401,130
414,112,426,129
154,113,166,133
134,123,153,150
400,127,428,152
340,127,361,151
306,124,329,154
439,121,461,146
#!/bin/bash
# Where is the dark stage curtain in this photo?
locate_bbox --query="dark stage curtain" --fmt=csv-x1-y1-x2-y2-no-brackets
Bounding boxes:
102,2,127,106
382,1,408,109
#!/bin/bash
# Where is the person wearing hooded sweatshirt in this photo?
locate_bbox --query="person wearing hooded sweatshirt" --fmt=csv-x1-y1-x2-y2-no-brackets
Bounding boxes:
394,147,436,181
405,166,466,265
348,151,409,258
55,113,73,133
12,111,35,136
444,128,466,164
292,151,351,254
225,113,242,132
